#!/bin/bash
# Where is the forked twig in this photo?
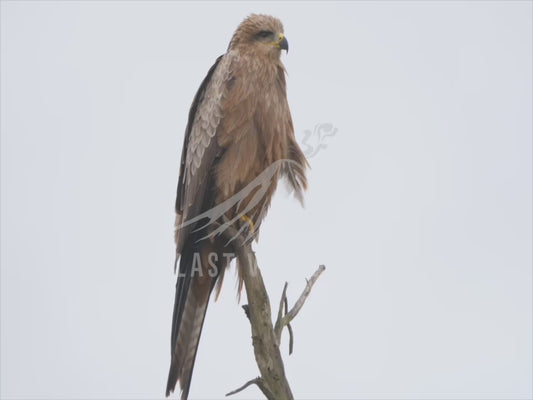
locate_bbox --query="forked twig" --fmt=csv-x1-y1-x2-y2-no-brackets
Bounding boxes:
274,265,326,346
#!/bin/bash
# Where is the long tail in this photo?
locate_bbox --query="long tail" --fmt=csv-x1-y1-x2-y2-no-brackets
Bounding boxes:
166,241,225,399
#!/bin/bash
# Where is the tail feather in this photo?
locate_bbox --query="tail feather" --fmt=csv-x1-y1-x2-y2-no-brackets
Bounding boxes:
166,280,210,399
166,240,230,399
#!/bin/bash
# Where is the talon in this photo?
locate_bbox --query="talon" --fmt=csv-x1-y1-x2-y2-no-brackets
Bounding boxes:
240,214,255,233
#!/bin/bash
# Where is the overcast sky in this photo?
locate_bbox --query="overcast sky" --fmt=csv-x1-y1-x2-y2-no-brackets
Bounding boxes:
1,1,532,399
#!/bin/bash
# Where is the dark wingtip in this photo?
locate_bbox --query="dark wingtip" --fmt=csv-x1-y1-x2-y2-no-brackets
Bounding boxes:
180,382,192,400
166,360,178,397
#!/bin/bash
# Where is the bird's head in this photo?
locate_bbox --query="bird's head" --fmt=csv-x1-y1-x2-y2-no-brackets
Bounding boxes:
228,14,288,59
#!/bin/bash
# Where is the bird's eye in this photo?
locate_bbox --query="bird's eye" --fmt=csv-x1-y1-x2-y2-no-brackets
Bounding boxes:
257,30,273,39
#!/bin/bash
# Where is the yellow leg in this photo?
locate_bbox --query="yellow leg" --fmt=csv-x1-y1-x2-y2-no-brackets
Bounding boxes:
240,214,255,233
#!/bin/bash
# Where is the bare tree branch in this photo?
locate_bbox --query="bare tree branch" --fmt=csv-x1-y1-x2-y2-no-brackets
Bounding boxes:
225,377,274,398
286,265,326,322
274,265,326,346
284,295,294,355
274,282,289,346
220,223,293,400
219,220,325,399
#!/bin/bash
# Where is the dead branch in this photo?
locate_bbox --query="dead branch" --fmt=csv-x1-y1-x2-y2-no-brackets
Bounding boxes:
284,295,294,355
221,222,324,399
225,377,274,398
274,282,289,346
274,265,326,346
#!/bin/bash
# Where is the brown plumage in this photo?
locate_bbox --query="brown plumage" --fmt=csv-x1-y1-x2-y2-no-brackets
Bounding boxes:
166,14,308,399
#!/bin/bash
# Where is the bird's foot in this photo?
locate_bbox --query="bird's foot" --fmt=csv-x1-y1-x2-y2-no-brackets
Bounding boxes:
240,214,255,235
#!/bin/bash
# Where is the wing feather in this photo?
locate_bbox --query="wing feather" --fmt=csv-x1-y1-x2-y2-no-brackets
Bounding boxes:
175,53,235,256
168,52,239,399
176,55,222,215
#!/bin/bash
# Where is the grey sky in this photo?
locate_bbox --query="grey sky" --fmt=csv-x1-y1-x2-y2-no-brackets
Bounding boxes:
1,1,531,399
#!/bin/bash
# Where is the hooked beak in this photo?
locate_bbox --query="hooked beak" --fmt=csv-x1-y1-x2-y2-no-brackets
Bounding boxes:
278,33,289,53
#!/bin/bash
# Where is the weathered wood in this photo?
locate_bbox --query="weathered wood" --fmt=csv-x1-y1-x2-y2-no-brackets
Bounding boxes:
223,222,324,399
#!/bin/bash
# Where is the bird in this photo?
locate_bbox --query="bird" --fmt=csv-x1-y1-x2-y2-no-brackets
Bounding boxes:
166,14,308,399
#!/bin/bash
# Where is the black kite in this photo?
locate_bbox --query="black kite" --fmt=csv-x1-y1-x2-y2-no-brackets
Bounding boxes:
166,14,308,399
